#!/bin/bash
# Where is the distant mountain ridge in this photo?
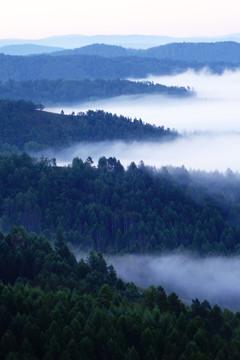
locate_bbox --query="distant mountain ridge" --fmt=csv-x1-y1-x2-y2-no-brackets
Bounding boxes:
0,43,64,55
145,41,240,63
53,43,138,57
55,41,240,63
1,41,239,63
2,33,240,49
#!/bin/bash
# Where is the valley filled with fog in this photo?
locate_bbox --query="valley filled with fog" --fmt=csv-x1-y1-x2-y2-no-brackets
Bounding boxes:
46,69,240,172
5,0,240,355
50,69,240,133
44,134,240,172
106,253,240,311
47,69,240,309
74,251,240,311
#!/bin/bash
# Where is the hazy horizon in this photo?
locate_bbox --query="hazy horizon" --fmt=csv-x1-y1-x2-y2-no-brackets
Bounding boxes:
2,0,240,39
1,32,240,42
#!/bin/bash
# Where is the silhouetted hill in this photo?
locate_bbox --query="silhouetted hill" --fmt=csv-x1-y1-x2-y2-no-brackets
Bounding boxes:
144,41,240,63
0,99,177,152
0,79,191,105
56,41,240,63
52,43,136,57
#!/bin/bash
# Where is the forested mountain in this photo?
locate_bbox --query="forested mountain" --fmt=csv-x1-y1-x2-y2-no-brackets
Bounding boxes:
56,41,240,64
144,41,240,63
53,43,135,57
0,79,191,105
1,226,240,359
0,152,240,255
0,52,235,81
0,99,176,152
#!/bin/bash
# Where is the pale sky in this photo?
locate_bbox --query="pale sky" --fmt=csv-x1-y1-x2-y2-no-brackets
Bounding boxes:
1,0,240,39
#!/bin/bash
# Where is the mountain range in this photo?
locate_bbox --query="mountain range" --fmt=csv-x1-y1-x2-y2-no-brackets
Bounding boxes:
53,41,240,63
0,41,239,81
1,33,240,52
1,40,240,66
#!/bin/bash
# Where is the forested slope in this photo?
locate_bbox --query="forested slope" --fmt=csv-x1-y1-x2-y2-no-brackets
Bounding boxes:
0,53,188,80
0,99,176,152
0,226,240,360
0,53,235,81
0,152,240,255
0,79,191,105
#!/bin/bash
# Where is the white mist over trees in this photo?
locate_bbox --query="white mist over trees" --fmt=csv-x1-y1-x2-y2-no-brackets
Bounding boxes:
48,69,240,132
45,70,240,172
107,254,240,311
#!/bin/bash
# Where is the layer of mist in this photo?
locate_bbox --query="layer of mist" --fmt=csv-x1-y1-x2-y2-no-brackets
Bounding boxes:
107,254,240,311
44,69,240,172
47,69,240,133
38,133,240,172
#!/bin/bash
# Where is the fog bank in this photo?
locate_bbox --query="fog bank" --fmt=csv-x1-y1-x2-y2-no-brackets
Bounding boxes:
107,254,240,311
47,69,240,133
43,70,240,172
38,133,240,172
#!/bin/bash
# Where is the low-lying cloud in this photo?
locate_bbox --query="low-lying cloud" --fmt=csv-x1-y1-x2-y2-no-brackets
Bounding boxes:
43,69,240,172
107,253,240,311
47,69,240,133
38,133,240,172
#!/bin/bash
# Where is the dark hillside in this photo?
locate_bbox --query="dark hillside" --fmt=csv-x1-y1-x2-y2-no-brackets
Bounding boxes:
0,78,191,105
0,227,239,359
144,41,240,63
0,52,234,81
0,99,176,152
0,152,239,255
56,41,240,64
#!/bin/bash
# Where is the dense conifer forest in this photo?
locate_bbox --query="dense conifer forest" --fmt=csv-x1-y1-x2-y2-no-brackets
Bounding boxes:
1,226,240,360
0,152,240,255
0,47,239,357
